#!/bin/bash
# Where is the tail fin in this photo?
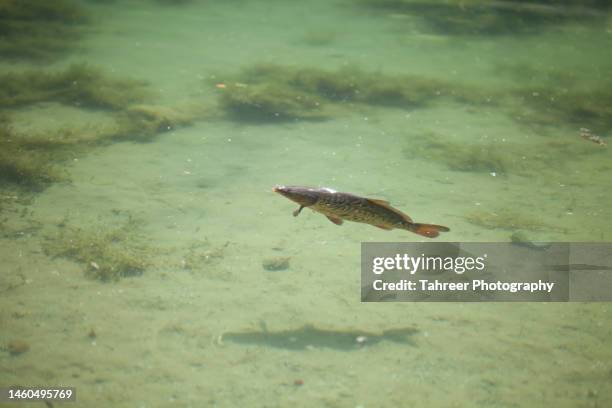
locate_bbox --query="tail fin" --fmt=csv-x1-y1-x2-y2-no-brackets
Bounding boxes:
409,223,450,238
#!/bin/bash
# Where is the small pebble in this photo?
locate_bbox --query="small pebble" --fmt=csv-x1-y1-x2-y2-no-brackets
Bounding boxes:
355,335,368,345
262,257,290,271
7,339,30,355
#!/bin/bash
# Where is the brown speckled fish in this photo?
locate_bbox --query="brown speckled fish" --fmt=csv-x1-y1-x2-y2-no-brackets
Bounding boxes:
273,186,449,238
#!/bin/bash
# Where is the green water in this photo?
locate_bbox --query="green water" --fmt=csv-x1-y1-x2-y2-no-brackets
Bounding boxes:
1,1,611,407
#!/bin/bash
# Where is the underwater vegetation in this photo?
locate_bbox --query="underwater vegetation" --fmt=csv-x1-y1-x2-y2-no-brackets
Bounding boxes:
0,116,67,190
0,145,65,190
405,130,606,176
0,64,147,190
181,240,227,272
216,62,611,140
43,217,151,281
116,104,198,140
0,64,200,190
0,63,150,110
407,132,512,174
212,64,488,122
217,81,329,122
494,64,612,134
0,0,87,61
512,86,612,134
465,208,565,232
356,0,610,35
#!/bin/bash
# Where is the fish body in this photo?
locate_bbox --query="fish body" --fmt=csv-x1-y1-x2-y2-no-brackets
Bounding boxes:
273,185,449,238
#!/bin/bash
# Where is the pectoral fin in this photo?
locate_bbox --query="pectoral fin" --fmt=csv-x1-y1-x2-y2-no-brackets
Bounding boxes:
326,216,343,225
375,224,393,230
293,205,305,217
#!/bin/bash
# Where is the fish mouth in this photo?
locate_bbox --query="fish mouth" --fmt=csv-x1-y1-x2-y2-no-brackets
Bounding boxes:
272,185,318,206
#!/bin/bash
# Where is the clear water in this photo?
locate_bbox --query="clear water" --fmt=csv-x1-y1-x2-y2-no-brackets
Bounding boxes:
1,1,611,407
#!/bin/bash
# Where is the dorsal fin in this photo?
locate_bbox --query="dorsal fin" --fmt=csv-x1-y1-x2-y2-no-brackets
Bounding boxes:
366,198,413,223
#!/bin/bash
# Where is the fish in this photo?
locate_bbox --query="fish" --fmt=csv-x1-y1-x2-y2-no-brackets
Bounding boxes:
273,185,449,238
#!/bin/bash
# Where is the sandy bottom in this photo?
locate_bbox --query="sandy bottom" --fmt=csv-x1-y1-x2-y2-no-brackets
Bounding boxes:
1,1,612,407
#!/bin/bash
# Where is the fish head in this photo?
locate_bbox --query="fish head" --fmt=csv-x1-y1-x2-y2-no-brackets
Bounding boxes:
273,185,320,206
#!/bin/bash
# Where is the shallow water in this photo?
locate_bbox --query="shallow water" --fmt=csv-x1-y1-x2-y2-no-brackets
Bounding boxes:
1,1,611,407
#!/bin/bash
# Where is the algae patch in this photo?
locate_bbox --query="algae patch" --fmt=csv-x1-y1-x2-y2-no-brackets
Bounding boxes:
0,0,87,61
43,217,152,281
356,0,609,36
0,115,67,190
491,63,612,134
117,104,197,139
217,82,328,122
0,64,201,190
211,64,487,122
512,86,612,134
0,63,150,111
405,130,606,176
465,209,564,232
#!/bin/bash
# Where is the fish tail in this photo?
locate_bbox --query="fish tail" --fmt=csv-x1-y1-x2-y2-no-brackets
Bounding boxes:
408,223,450,238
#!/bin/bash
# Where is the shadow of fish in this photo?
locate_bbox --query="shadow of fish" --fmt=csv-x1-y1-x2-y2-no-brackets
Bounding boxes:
222,324,419,351
273,185,449,238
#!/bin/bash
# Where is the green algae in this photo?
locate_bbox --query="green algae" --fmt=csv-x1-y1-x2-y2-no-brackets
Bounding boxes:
406,131,518,175
0,65,200,190
254,64,455,106
181,240,227,273
492,63,612,133
405,130,605,176
512,87,612,133
357,0,609,36
0,116,169,190
0,0,87,61
0,112,113,190
212,64,487,122
114,104,198,141
43,217,151,281
0,63,203,145
435,144,511,174
0,148,65,190
465,209,564,232
0,116,67,190
218,82,329,122
0,64,150,110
